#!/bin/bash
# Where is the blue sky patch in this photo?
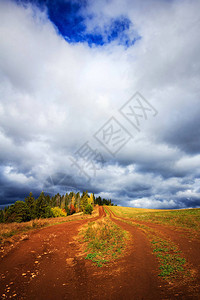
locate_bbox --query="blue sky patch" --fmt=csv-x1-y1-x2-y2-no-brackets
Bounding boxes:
16,0,140,47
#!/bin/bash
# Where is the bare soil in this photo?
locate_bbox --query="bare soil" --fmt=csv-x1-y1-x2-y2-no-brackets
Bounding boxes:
107,207,200,299
0,206,199,299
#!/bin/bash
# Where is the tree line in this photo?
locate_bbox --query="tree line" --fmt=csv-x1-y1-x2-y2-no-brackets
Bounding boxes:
0,191,115,223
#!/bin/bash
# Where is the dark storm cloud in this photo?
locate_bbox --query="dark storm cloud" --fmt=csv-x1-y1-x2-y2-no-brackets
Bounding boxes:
161,108,200,155
174,197,200,209
134,161,195,179
0,178,40,207
117,182,152,199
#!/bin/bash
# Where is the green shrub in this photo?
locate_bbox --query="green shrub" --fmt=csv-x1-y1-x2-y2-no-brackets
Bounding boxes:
84,204,93,215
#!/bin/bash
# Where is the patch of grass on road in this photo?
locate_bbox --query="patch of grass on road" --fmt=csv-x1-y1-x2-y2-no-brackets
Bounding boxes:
131,222,192,281
110,215,192,281
151,237,186,278
80,218,129,267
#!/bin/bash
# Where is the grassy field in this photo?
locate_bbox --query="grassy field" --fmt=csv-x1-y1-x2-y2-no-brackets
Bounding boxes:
0,208,99,246
109,206,200,230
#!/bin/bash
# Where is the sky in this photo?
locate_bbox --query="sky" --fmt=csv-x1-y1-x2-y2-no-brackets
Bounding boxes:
0,0,200,209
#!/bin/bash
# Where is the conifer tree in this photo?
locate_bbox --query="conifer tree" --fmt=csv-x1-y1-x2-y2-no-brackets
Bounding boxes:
4,201,30,223
35,192,53,219
0,209,4,223
25,192,35,219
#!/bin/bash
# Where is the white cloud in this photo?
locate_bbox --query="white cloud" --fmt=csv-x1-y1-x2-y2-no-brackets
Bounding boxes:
0,0,200,208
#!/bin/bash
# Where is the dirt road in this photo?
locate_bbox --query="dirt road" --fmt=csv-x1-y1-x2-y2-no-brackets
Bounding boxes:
107,207,200,299
0,207,199,299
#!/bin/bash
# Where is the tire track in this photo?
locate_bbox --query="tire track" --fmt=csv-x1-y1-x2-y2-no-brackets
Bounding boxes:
0,207,105,300
105,207,169,299
106,207,200,299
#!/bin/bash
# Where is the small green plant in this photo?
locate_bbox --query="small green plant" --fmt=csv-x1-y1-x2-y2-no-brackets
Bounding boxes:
80,218,128,267
85,253,108,267
2,231,16,238
158,254,185,277
113,216,189,281
151,238,186,278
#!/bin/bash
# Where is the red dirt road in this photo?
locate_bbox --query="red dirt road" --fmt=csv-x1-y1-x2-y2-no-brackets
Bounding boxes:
0,207,105,300
107,207,200,299
0,206,199,299
125,218,200,278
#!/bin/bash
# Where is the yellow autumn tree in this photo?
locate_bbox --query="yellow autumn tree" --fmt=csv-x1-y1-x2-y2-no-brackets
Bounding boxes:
88,193,94,206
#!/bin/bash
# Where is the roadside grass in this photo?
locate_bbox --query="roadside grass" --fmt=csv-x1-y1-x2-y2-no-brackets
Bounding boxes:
0,207,99,247
0,219,50,245
109,206,200,231
79,217,129,267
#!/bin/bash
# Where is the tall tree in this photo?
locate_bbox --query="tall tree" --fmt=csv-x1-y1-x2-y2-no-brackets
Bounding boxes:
75,192,80,212
4,201,30,223
25,192,35,219
0,209,4,223
80,191,89,212
60,195,65,209
70,196,76,214
55,193,61,207
88,193,94,206
35,192,53,219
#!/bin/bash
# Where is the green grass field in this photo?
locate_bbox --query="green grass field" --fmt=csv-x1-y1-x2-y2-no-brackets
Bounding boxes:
109,206,200,230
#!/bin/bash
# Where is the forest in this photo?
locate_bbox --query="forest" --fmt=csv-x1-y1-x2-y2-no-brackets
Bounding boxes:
0,191,114,223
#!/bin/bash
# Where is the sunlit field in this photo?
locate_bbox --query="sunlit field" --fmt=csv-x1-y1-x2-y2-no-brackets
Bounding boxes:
109,206,200,230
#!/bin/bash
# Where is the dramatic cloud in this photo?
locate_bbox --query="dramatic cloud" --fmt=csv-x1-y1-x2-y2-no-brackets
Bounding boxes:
0,0,200,208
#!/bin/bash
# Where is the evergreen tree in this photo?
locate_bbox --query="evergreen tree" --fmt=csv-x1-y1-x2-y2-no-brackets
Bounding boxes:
75,192,81,212
45,194,51,206
55,193,61,207
25,192,35,219
64,193,70,214
0,209,4,223
50,194,55,207
94,196,114,206
4,201,30,223
1,190,114,224
35,192,53,219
